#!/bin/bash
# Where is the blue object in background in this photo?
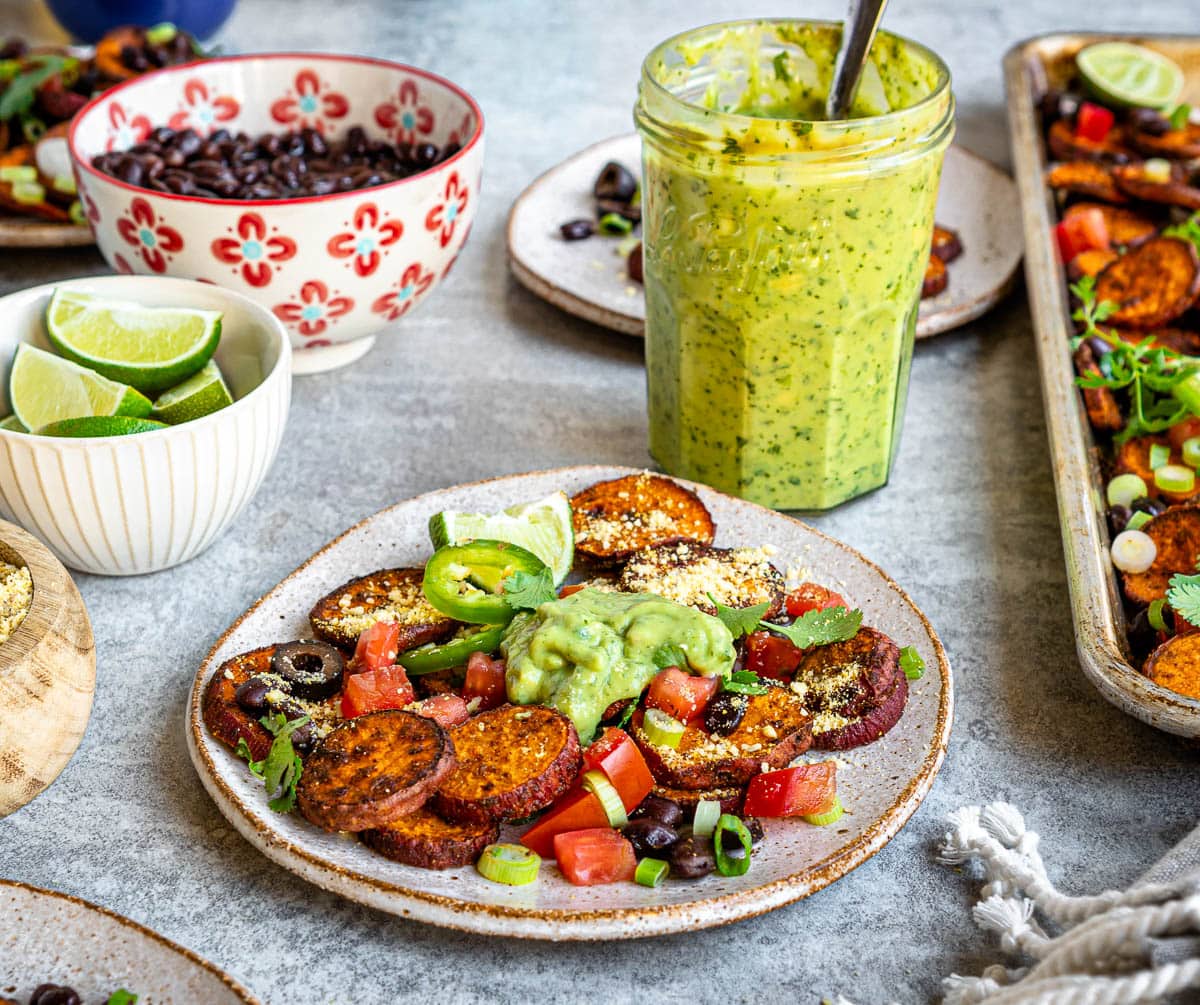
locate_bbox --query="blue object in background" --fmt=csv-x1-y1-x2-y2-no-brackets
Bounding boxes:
44,0,238,43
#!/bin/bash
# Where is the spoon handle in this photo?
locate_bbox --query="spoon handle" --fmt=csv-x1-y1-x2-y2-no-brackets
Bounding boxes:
825,0,889,120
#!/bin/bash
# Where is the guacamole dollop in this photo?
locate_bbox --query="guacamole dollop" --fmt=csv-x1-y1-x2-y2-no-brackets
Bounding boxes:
501,588,736,743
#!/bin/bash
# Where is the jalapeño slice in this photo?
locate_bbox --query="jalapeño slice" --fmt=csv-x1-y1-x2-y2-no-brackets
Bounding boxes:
422,539,548,624
397,624,507,675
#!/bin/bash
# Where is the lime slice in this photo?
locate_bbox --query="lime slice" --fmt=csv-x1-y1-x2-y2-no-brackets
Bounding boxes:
1077,42,1185,110
45,288,222,394
0,415,27,432
9,343,152,431
429,491,575,585
152,360,233,425
37,416,168,437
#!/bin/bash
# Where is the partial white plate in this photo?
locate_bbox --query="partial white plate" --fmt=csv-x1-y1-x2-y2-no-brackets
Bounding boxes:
507,133,1023,339
187,466,952,941
0,880,258,1004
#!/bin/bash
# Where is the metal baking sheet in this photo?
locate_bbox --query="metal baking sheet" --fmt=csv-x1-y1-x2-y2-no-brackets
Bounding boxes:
1004,32,1200,737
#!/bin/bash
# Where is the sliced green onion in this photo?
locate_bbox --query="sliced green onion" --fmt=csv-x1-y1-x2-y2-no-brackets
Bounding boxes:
1148,598,1170,633
802,795,845,826
598,212,633,235
1111,529,1157,574
52,173,76,195
899,645,925,681
105,992,138,1005
1107,473,1148,508
1149,443,1171,470
1144,158,1173,184
144,22,179,45
1155,463,1195,495
476,843,541,886
635,857,669,888
11,181,45,206
21,116,45,144
1127,510,1153,531
582,769,628,828
68,199,86,226
691,798,721,838
0,165,36,182
713,814,752,877
1182,437,1200,469
642,708,684,749
1173,371,1200,416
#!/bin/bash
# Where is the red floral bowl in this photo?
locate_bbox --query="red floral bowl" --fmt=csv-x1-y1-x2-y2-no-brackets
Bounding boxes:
68,53,483,373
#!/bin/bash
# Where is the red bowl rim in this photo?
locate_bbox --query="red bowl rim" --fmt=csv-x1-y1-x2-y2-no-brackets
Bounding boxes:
68,51,485,209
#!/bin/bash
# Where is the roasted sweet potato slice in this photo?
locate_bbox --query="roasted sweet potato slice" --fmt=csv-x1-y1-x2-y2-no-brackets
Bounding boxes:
1068,248,1120,281
630,686,812,789
1095,237,1200,329
931,224,963,264
1122,506,1200,606
792,626,901,719
360,807,499,869
812,672,908,751
1112,436,1197,504
94,26,141,81
1047,119,1134,162
1046,161,1128,203
1064,202,1158,247
571,472,715,565
0,145,32,169
203,644,277,763
433,705,581,824
1143,631,1200,700
309,567,457,650
921,253,948,298
1073,341,1124,433
616,541,785,618
1131,122,1200,160
297,710,456,832
1112,163,1200,210
650,782,744,818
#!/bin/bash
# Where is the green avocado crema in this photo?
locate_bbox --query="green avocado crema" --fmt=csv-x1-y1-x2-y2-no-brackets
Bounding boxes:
635,20,955,510
500,588,736,743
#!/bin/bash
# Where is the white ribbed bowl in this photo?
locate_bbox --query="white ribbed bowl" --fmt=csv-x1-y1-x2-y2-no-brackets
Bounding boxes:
0,276,291,576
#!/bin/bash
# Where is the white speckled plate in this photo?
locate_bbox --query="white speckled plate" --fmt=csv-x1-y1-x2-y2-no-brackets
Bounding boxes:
506,133,1023,339
186,466,952,940
0,880,259,1003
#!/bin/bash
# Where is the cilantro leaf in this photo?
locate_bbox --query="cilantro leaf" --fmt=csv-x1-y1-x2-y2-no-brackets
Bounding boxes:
500,568,557,610
236,712,308,814
1166,573,1200,628
652,642,689,671
616,700,636,730
762,606,862,649
708,594,770,639
899,646,925,681
107,991,138,1005
1165,212,1200,255
723,669,770,695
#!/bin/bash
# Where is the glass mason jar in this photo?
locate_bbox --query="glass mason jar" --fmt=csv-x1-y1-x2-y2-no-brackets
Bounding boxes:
635,20,954,511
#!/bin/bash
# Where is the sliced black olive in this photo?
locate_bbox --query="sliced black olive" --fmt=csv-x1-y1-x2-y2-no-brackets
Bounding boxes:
30,986,82,1005
593,160,638,203
704,691,748,736
271,639,344,699
596,197,641,224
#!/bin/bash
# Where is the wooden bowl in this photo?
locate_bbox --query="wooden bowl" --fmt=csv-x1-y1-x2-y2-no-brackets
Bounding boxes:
0,518,95,818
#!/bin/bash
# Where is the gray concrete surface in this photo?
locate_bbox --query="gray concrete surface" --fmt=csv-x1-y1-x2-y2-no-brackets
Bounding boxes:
2,1,1199,1002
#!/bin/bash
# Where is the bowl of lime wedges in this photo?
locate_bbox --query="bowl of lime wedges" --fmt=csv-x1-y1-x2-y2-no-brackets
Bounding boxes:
0,275,290,575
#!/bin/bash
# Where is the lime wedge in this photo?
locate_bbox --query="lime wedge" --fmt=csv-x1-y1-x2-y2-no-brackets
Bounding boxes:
9,343,152,431
0,415,27,432
152,360,233,425
429,491,575,585
1077,42,1185,110
45,288,222,394
37,416,168,437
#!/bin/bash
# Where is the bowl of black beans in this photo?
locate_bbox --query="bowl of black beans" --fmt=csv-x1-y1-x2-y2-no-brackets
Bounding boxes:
68,53,484,373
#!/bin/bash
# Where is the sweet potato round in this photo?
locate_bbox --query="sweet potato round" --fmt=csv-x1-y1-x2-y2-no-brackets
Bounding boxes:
1130,122,1200,160
1112,164,1200,210
812,672,909,751
922,253,948,298
360,807,499,869
1122,506,1200,607
309,566,456,651
794,626,902,718
1095,237,1200,329
1064,202,1158,247
203,644,277,763
1046,161,1128,203
1143,631,1200,700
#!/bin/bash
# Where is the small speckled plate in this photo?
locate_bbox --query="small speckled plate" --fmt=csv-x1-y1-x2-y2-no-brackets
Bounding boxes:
506,133,1023,339
0,879,259,1003
186,466,952,940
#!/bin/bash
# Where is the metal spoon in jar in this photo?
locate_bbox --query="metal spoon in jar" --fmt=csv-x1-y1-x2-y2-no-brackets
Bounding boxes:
825,0,889,120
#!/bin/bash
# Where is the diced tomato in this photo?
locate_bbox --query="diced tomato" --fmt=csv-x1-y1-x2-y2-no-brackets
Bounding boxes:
410,693,470,729
785,582,848,618
743,762,837,818
743,630,804,680
581,727,654,810
558,583,586,598
464,651,507,710
553,828,638,886
341,664,415,718
353,620,401,674
1075,101,1115,143
520,789,610,858
1054,208,1110,263
645,666,720,723
1168,416,1200,451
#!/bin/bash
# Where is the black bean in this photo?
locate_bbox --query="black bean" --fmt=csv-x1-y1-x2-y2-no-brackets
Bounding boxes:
594,160,638,202
560,218,595,241
414,142,439,167
211,177,242,198
115,156,145,186
630,794,684,828
346,126,369,155
669,834,716,879
120,44,149,72
1130,107,1172,137
1131,496,1167,517
302,128,328,156
622,818,678,858
175,130,203,158
30,984,83,1005
704,691,748,736
235,676,273,713
1109,504,1132,536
